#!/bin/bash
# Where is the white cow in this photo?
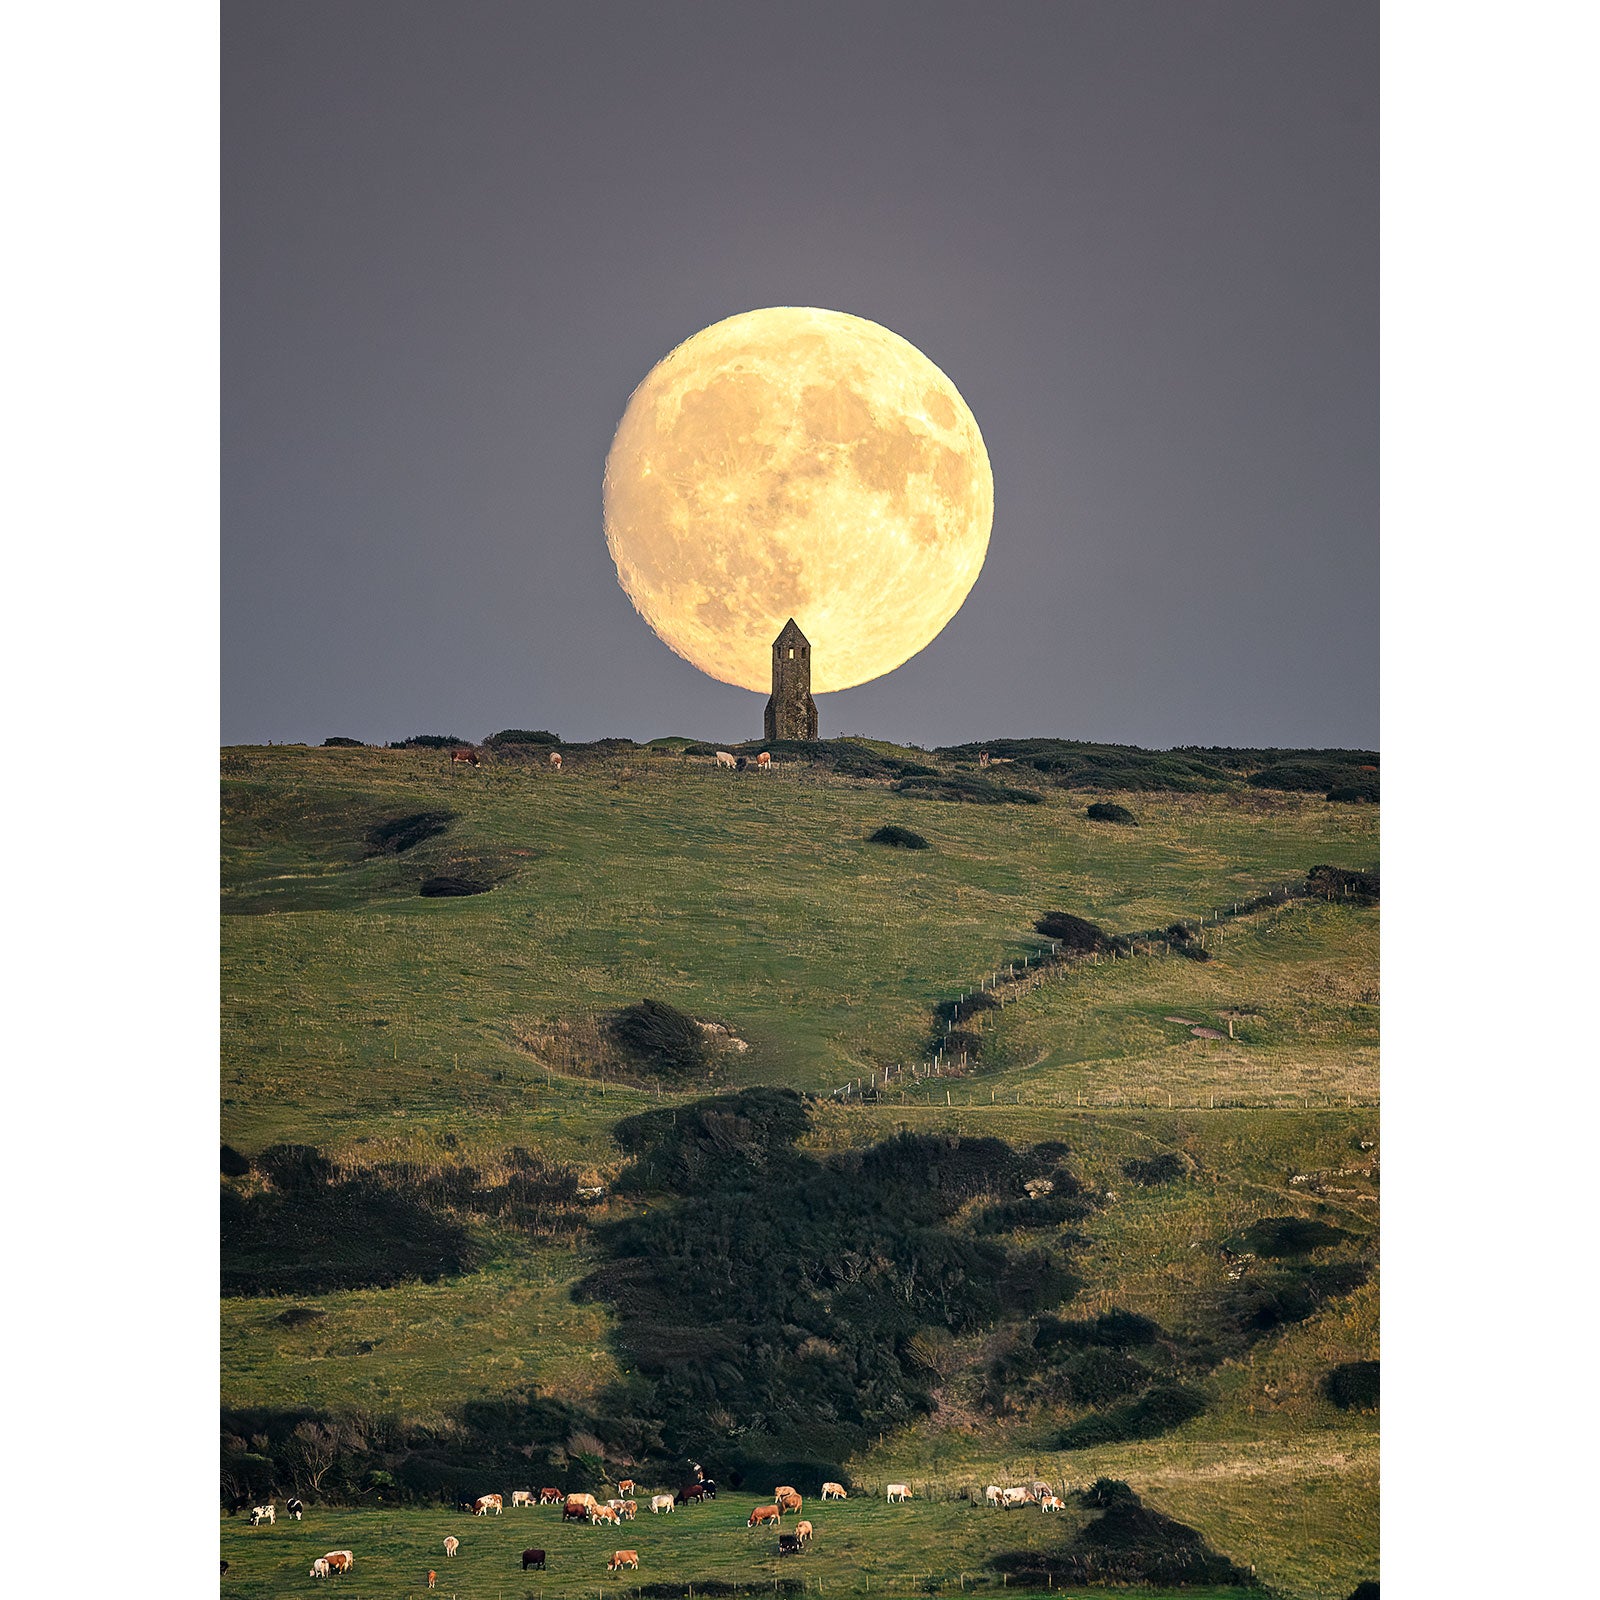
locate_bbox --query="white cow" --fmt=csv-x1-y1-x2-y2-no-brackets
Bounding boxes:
715,750,738,768
549,751,562,770
310,1558,330,1579
820,1482,847,1500
650,1494,674,1514
248,1503,275,1525
886,1483,912,1503
511,1490,533,1507
1000,1486,1035,1508
442,1537,459,1558
984,1485,1004,1507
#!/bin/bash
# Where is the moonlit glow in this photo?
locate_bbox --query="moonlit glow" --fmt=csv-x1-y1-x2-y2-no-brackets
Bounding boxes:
603,307,993,693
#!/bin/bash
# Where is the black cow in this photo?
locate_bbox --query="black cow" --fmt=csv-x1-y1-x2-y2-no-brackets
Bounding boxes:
286,1498,304,1521
221,1561,230,1577
522,1549,546,1572
777,1535,801,1557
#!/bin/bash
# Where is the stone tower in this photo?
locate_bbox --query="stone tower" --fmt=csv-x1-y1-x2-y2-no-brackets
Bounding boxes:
764,618,818,741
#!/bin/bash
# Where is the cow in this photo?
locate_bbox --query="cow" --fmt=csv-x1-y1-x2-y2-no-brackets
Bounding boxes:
821,1482,847,1500
777,1490,802,1515
538,1487,563,1505
473,1494,503,1516
650,1494,674,1514
449,748,480,767
795,1520,814,1545
617,1479,635,1497
1039,1492,1063,1513
715,751,736,769
999,1487,1034,1509
773,1485,798,1501
1028,1480,1054,1499
521,1549,546,1571
511,1490,533,1508
589,1504,620,1526
978,751,991,767
323,1552,354,1576
286,1497,304,1521
609,1499,637,1520
701,1478,718,1499
675,1483,710,1507
221,1562,229,1578
757,751,772,771
549,751,562,771
310,1559,330,1579
608,1551,640,1572
777,1534,802,1557
748,1504,782,1528
562,1499,590,1522
886,1483,912,1503
248,1503,274,1525
427,1574,436,1589
984,1485,1004,1507
443,1537,459,1557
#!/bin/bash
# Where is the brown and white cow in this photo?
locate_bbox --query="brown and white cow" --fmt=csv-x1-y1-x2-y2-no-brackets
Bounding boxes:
777,1490,802,1515
442,1537,459,1557
473,1494,503,1516
608,1499,637,1520
538,1487,563,1505
748,1504,782,1528
616,1479,635,1496
773,1485,798,1502
310,1559,330,1579
757,752,772,771
426,1572,436,1589
1039,1492,1064,1512
450,748,480,767
608,1551,639,1571
589,1503,620,1526
886,1483,912,1503
511,1490,534,1508
322,1552,354,1576
820,1482,847,1500
549,751,562,771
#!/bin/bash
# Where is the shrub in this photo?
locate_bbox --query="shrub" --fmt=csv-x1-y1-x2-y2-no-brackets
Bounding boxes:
893,774,1042,805
935,741,1232,793
944,1029,982,1060
868,825,929,849
1325,1359,1380,1411
1085,802,1137,825
610,999,711,1082
1228,1261,1370,1332
221,1143,251,1177
683,743,716,756
322,736,364,747
1235,1216,1349,1257
485,729,559,745
1035,1309,1163,1351
391,735,468,750
1306,864,1380,901
1327,778,1379,803
365,812,455,855
1347,1583,1380,1600
257,1144,335,1192
1122,1151,1192,1187
1058,1382,1207,1447
1034,911,1111,951
418,875,492,897
972,1194,1096,1234
274,1306,326,1328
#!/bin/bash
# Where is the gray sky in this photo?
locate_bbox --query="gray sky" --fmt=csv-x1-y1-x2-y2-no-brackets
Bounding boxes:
223,0,1376,751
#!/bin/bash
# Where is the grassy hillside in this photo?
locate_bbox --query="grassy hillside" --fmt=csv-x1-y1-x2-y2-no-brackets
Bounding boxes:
220,742,1378,1599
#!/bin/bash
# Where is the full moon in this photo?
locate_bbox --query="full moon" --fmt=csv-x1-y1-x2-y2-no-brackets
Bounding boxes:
603,307,993,693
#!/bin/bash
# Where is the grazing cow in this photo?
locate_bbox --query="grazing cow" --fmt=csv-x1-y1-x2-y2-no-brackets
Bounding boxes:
521,1549,546,1571
795,1520,814,1545
715,751,736,769
609,1499,637,1520
450,748,480,767
757,751,772,771
821,1482,847,1500
538,1487,563,1505
443,1537,459,1557
511,1490,533,1508
1039,1492,1063,1513
427,1574,436,1589
286,1497,304,1521
777,1534,801,1557
608,1551,640,1572
590,1504,620,1526
1029,1480,1054,1498
549,751,562,770
999,1487,1034,1509
562,1499,589,1522
748,1504,781,1528
617,1479,635,1496
984,1485,1004,1508
650,1494,674,1514
675,1483,709,1507
248,1503,274,1525
221,1561,229,1578
774,1485,798,1501
886,1483,912,1503
777,1490,802,1515
323,1552,354,1576
473,1494,503,1516
310,1559,330,1579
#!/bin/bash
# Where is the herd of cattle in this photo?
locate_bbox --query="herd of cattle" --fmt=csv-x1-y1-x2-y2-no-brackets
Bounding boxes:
229,1476,1066,1581
447,747,777,773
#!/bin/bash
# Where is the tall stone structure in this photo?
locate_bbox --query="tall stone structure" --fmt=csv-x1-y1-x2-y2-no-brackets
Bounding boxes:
763,618,818,742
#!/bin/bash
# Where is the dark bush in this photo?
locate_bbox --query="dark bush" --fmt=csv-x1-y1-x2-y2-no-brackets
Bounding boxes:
1325,1359,1379,1411
365,812,455,855
1327,778,1379,803
868,825,929,849
485,729,559,745
610,999,711,1083
419,875,493,897
1123,1151,1192,1187
1034,911,1111,951
274,1306,326,1328
257,1144,335,1192
1346,1583,1379,1600
683,743,716,756
221,1143,251,1177
391,735,469,750
972,1195,1096,1234
1058,1382,1207,1447
1085,802,1138,825
1228,1262,1370,1332
1235,1216,1349,1257
937,741,1232,793
893,774,1042,805
1035,1309,1163,1351
944,1029,982,1060
1306,864,1380,901
1051,1347,1154,1407
322,736,364,747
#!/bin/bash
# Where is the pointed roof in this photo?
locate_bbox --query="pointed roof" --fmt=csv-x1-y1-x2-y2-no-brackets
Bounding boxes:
774,617,809,647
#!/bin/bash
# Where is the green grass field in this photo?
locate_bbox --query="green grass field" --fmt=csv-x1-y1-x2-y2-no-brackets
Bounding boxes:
221,743,1378,1598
